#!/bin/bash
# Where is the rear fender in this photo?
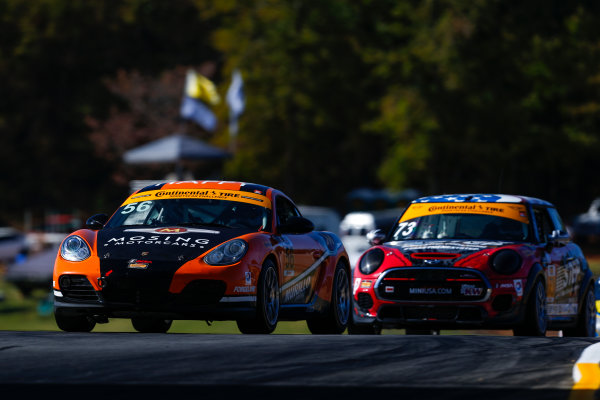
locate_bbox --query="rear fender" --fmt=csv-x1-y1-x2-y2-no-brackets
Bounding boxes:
576,268,594,315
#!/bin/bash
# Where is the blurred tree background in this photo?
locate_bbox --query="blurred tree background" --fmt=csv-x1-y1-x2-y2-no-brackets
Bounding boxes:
1,0,600,228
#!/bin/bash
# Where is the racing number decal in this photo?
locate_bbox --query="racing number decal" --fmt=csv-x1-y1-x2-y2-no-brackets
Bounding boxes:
281,236,295,277
283,246,295,277
397,221,417,237
121,201,152,214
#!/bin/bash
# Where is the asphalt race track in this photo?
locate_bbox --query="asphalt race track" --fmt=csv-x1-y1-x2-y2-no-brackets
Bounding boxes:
0,331,597,400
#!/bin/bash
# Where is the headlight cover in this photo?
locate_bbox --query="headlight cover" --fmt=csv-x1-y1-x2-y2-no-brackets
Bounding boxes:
204,239,248,265
60,236,91,262
489,249,522,275
359,248,385,275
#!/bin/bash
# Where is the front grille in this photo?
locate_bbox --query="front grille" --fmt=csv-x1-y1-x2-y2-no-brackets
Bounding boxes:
101,277,170,306
357,293,374,310
376,268,488,301
60,275,99,301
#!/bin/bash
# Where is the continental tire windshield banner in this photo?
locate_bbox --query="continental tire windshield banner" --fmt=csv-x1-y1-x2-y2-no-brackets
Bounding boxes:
400,202,529,224
122,189,271,208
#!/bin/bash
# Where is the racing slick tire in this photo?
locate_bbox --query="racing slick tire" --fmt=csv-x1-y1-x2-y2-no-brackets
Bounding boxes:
513,279,547,336
55,312,96,332
131,317,173,333
405,329,440,335
237,259,279,334
564,287,596,337
306,260,351,334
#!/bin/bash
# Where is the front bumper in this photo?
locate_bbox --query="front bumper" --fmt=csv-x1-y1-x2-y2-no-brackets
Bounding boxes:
352,298,524,330
53,277,257,320
352,267,526,330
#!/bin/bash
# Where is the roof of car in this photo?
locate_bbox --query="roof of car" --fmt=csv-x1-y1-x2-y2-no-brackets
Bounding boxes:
411,194,554,207
135,180,273,196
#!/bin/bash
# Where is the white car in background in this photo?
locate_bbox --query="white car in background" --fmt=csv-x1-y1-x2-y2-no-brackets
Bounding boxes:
298,205,341,236
0,227,27,263
340,208,405,268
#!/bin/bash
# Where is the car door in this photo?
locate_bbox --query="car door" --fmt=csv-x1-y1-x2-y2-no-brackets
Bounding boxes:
274,195,323,305
547,207,583,318
533,206,571,318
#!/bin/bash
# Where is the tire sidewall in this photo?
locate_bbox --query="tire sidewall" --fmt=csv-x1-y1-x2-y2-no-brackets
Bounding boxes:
331,263,350,330
583,289,596,337
257,260,279,332
532,280,548,335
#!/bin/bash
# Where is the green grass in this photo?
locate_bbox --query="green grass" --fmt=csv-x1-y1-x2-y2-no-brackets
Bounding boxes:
0,275,311,333
2,259,599,334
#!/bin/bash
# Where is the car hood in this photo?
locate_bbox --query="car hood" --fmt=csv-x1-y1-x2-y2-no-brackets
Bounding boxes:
97,226,249,262
383,239,513,266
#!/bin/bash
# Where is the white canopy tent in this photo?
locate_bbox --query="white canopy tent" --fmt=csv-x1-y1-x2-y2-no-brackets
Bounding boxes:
123,133,231,181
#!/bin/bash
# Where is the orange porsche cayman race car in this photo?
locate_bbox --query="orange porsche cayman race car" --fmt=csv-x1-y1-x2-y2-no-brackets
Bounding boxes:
53,181,351,334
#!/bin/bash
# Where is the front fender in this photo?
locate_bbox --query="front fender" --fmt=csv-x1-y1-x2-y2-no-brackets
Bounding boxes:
522,263,545,307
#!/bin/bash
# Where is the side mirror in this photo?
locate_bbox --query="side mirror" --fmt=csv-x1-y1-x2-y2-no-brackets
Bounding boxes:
86,214,109,230
279,216,314,234
546,229,570,248
367,229,386,246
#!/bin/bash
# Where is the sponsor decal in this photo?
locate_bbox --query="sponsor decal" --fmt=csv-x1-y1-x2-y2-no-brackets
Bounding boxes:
128,259,151,269
460,284,483,296
514,279,523,296
496,282,514,289
284,270,295,277
156,227,187,233
104,235,211,248
130,194,152,199
547,264,556,277
409,287,452,295
360,280,372,289
547,303,578,316
245,271,252,285
234,286,256,293
400,202,529,224
385,286,394,293
282,275,312,302
120,189,271,208
124,227,219,235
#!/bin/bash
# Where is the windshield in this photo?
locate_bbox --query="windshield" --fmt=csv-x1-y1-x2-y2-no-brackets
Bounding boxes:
106,199,271,231
392,202,530,242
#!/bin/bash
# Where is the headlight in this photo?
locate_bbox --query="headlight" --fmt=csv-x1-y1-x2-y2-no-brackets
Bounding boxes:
359,248,385,275
489,249,522,275
204,239,248,265
60,236,91,262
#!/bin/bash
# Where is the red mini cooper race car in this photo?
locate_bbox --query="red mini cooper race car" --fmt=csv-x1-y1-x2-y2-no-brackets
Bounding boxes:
53,181,350,334
349,194,595,336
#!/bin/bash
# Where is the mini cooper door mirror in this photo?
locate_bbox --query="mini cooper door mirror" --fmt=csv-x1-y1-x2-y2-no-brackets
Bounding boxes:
367,229,386,246
279,216,314,234
86,214,109,230
546,229,569,249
